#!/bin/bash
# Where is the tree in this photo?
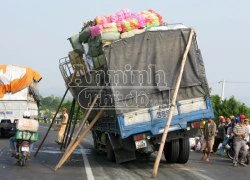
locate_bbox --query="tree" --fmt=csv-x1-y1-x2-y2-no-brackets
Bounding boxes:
211,95,250,124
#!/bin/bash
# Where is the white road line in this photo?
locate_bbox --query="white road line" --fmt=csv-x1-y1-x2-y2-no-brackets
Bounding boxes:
79,144,95,180
31,149,82,154
40,124,95,179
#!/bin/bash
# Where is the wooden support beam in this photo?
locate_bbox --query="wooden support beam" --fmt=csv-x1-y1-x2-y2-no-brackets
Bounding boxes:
152,29,195,178
54,108,105,171
34,87,69,157
64,89,101,153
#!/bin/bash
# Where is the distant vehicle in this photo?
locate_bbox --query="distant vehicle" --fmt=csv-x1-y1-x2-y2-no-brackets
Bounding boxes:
0,119,15,137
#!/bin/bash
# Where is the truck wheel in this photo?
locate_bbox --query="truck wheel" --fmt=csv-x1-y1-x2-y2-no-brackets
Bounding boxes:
106,136,115,162
177,138,190,163
164,139,179,163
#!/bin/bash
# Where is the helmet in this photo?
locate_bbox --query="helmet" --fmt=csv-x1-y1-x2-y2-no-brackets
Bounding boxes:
219,116,224,119
229,115,235,119
220,118,225,123
23,111,31,118
240,114,246,120
200,119,206,128
235,116,240,123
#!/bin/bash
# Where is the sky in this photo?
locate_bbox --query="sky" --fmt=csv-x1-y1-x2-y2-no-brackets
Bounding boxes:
1,0,250,105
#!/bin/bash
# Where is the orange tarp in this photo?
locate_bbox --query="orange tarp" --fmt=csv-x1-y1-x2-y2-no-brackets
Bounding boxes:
0,65,42,98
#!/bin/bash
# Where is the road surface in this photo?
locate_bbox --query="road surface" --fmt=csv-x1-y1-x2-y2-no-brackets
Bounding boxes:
0,125,249,180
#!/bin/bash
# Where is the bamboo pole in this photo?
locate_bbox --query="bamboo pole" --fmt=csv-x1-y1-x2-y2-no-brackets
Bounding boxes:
67,105,81,147
64,89,102,152
54,108,105,171
63,98,76,149
152,29,195,178
60,99,74,150
34,87,69,157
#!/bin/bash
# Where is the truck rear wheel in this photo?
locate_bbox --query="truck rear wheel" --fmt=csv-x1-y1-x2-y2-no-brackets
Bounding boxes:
164,139,179,163
106,136,115,162
177,138,190,163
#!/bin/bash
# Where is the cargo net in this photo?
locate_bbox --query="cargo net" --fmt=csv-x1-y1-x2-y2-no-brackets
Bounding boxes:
59,56,88,86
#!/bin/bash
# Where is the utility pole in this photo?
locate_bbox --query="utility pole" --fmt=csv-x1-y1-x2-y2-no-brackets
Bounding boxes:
219,79,226,101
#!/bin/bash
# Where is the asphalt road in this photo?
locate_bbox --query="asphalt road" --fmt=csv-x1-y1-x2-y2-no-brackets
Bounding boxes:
0,125,249,180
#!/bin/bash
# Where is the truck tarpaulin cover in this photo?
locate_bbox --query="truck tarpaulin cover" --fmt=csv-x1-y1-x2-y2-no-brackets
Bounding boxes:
101,29,209,114
0,65,42,98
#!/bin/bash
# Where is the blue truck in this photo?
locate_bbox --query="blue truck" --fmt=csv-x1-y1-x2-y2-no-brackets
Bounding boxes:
59,27,214,163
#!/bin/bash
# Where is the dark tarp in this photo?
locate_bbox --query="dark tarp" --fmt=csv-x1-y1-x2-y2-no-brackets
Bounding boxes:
102,28,210,114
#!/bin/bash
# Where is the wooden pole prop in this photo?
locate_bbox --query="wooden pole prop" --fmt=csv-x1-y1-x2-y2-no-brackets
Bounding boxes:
34,87,69,157
54,108,105,171
64,89,102,152
63,98,76,149
67,104,80,147
60,98,75,150
152,29,195,178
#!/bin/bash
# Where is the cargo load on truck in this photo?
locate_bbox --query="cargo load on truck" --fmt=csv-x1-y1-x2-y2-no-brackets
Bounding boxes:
0,65,42,124
58,9,214,164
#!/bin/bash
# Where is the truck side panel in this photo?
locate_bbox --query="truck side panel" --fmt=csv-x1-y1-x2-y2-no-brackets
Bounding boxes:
117,98,214,139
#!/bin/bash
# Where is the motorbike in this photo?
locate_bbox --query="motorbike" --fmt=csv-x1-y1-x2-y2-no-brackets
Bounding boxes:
226,137,250,164
14,139,31,166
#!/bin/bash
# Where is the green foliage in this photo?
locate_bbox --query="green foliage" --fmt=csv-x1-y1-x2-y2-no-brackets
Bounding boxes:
40,95,61,111
39,95,83,120
211,95,250,124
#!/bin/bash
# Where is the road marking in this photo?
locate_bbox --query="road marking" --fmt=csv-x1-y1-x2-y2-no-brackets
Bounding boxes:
79,144,95,180
31,149,82,154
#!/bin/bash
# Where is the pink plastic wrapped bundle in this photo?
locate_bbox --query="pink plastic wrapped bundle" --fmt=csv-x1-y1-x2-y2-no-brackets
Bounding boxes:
90,25,103,37
110,9,133,23
110,14,119,23
96,16,109,25
131,13,146,28
121,9,132,19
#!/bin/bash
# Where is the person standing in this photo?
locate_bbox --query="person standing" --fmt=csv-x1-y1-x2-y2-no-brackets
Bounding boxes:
213,117,226,153
56,107,69,144
232,114,248,167
244,119,250,142
201,118,217,162
225,116,233,133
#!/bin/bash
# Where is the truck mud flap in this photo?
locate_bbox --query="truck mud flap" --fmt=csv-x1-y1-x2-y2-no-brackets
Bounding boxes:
107,133,136,164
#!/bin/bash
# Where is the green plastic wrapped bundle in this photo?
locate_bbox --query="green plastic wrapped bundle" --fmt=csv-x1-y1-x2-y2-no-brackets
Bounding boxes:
87,36,103,57
68,34,84,54
92,54,106,69
101,32,120,43
79,26,91,43
15,130,39,141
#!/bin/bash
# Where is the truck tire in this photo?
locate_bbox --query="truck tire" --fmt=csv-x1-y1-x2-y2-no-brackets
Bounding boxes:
164,139,179,163
106,136,115,162
177,138,190,163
